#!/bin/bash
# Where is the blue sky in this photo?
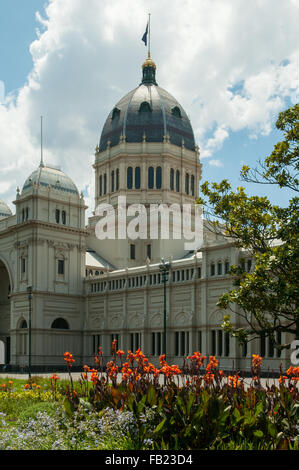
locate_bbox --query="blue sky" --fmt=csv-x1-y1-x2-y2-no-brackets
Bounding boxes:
0,0,298,215
0,1,46,93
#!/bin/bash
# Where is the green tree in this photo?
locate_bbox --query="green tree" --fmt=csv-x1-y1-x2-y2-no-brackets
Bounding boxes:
198,104,299,351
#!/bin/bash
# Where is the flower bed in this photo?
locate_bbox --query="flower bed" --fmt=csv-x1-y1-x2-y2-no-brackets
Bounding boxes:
0,347,298,450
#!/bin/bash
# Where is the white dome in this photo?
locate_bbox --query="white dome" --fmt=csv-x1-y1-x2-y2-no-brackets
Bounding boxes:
0,199,12,219
22,165,79,196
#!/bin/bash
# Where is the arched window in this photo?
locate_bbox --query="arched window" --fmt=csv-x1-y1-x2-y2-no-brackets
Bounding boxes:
111,107,120,120
139,101,152,113
62,210,66,225
111,170,115,192
148,167,154,189
156,167,162,189
170,168,174,190
185,173,189,195
20,319,28,329
103,173,107,195
176,170,180,192
116,169,120,191
135,167,141,189
55,209,60,224
51,318,69,330
217,262,222,275
171,106,182,118
127,167,133,189
99,175,103,196
191,175,195,196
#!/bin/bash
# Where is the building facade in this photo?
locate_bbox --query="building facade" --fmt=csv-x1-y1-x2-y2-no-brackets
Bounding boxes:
0,55,290,373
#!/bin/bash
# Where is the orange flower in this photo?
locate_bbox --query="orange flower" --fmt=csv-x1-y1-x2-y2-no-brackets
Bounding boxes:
279,375,288,384
51,373,59,381
252,354,262,368
188,351,206,368
24,383,30,389
228,374,243,389
90,369,99,385
64,351,75,367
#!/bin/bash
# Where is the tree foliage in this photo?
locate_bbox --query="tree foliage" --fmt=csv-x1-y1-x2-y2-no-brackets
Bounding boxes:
198,104,299,350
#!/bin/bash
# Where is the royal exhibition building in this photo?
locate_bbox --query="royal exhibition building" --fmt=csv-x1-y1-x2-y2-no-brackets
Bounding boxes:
0,53,291,373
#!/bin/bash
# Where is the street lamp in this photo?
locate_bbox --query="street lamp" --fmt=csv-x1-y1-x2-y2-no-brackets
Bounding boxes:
159,258,171,361
27,286,32,379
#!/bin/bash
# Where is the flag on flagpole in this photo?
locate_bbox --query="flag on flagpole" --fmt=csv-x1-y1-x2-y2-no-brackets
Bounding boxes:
142,22,148,46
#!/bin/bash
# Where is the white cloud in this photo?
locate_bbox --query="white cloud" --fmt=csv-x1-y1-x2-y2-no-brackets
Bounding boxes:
0,0,298,216
0,81,4,104
209,159,223,168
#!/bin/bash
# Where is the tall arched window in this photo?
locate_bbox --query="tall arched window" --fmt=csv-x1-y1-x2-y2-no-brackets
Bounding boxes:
135,167,141,189
62,210,66,225
148,167,154,189
176,170,180,192
116,169,120,191
127,167,133,189
99,175,103,196
191,175,195,196
103,173,107,195
111,170,115,192
156,167,162,189
185,173,189,195
51,318,69,329
170,168,174,190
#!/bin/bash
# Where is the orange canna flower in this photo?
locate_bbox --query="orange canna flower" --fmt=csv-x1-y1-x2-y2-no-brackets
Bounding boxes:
64,351,75,367
252,354,262,368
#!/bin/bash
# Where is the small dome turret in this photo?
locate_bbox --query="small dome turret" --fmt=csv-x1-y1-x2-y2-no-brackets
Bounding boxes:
22,165,79,196
0,200,12,219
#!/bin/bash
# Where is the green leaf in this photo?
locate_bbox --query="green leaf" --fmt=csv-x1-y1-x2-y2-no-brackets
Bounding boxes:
63,397,74,417
153,418,167,435
147,384,157,407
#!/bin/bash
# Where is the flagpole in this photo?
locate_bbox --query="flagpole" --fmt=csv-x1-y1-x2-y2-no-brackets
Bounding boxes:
40,115,44,167
148,13,151,57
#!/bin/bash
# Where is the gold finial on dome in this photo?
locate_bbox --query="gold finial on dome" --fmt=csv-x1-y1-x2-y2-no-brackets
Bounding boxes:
142,52,156,70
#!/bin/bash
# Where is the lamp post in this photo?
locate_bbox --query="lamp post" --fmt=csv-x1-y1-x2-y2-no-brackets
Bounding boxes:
27,286,32,379
159,258,171,361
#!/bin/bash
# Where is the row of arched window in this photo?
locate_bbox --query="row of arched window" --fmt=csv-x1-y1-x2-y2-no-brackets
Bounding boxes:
99,167,196,195
99,170,120,196
127,166,162,190
170,169,195,196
